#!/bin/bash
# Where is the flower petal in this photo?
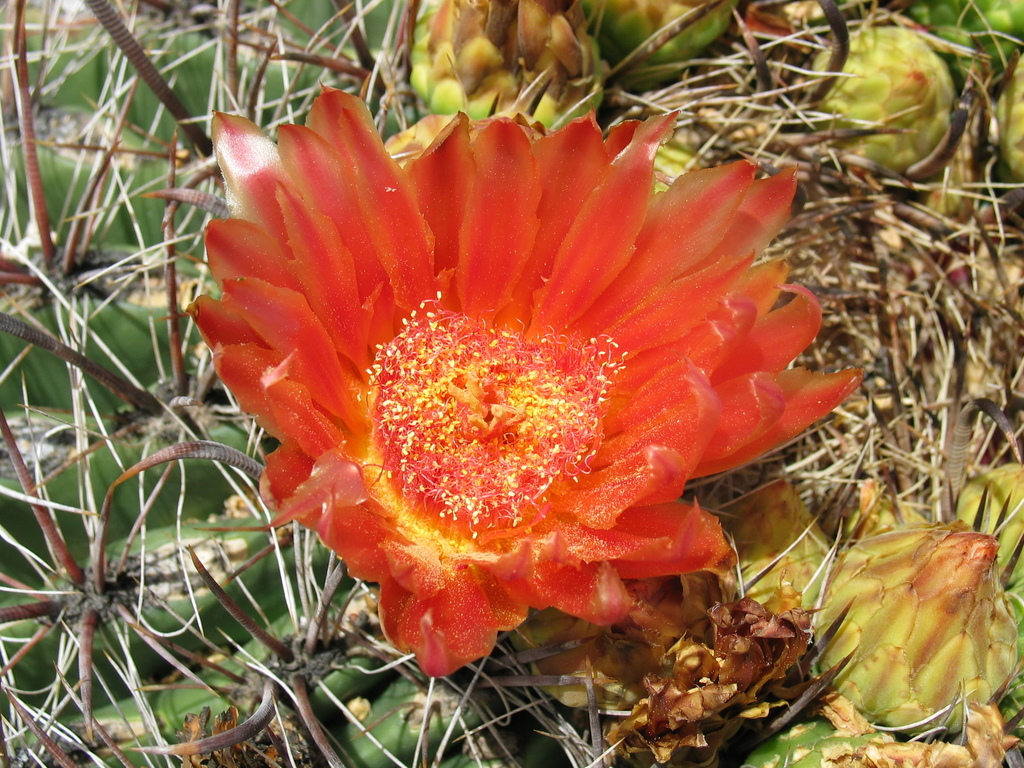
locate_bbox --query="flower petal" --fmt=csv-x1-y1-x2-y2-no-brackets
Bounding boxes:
189,294,265,348
205,219,301,292
578,161,756,335
301,88,437,310
274,183,374,371
275,124,392,308
261,374,348,458
710,285,823,384
700,168,797,264
261,443,315,510
271,447,367,526
702,372,787,462
504,113,610,321
406,114,475,279
607,250,754,354
457,119,541,319
613,501,735,579
693,367,863,477
379,570,526,677
564,360,720,523
316,500,394,578
220,277,359,424
212,342,285,433
531,112,675,331
212,111,288,234
511,559,630,626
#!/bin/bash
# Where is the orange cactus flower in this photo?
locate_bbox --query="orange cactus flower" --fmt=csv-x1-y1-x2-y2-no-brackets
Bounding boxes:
190,87,862,677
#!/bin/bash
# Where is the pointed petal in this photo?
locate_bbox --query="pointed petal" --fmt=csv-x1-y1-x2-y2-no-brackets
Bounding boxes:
603,120,641,156
301,89,436,310
275,124,391,306
275,183,373,371
317,501,393,578
215,344,346,456
261,443,315,510
699,168,797,265
512,560,630,626
212,111,288,234
578,161,756,335
532,112,675,331
220,277,357,423
457,119,541,319
189,294,264,348
379,571,525,677
504,113,609,320
607,250,753,354
406,114,475,279
733,258,791,317
692,367,863,477
613,501,735,579
261,375,347,457
654,294,758,379
205,218,300,292
710,285,823,383
271,447,367,526
701,372,787,462
563,361,720,523
213,343,285,434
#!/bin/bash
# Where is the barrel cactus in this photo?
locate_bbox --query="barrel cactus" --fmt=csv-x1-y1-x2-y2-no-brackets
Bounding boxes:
996,61,1024,182
3,0,1023,765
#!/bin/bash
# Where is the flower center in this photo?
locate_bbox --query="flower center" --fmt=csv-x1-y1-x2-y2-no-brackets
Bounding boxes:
369,308,618,533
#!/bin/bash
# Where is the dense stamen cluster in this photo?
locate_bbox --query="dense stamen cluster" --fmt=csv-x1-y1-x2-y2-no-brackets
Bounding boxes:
370,309,619,531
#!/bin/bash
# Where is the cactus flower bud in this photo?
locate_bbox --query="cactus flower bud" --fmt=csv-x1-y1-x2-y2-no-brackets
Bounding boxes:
583,0,738,88
410,0,603,126
813,25,955,174
818,523,1017,731
957,464,1024,588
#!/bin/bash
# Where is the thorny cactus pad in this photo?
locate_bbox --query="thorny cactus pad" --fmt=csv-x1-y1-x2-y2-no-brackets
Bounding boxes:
191,88,861,676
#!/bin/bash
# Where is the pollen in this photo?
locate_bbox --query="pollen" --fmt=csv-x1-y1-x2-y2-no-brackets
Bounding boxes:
369,309,619,532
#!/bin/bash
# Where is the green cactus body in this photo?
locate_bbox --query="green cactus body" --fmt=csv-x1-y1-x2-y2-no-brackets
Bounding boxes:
743,719,892,768
339,676,484,768
996,63,1024,182
410,0,602,126
813,25,955,174
583,0,738,88
744,711,1009,768
817,523,1018,731
908,0,1024,67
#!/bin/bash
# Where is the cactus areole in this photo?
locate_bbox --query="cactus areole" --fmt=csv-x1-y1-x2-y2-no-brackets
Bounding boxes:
191,87,861,676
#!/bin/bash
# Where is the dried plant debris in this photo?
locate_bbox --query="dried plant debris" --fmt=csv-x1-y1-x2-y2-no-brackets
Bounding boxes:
607,596,812,766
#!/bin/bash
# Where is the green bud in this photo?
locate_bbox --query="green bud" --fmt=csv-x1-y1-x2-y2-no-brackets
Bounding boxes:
583,0,739,88
818,523,1017,731
813,26,955,174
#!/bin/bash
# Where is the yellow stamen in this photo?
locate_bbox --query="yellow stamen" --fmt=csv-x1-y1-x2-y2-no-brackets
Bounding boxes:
369,308,618,532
